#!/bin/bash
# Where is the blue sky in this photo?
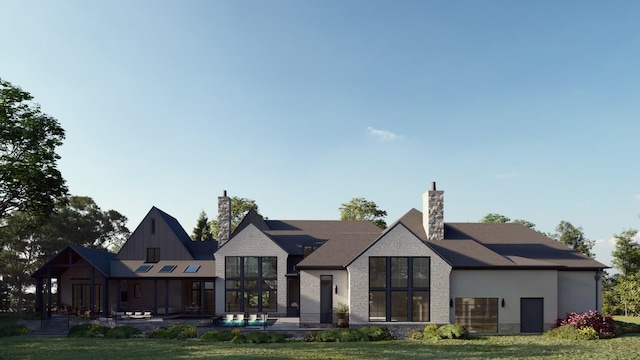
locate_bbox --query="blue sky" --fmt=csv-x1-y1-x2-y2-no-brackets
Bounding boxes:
2,1,639,269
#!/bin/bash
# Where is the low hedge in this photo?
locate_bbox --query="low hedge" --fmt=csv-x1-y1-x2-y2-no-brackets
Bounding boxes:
304,326,395,342
407,324,469,341
146,325,197,340
0,325,30,337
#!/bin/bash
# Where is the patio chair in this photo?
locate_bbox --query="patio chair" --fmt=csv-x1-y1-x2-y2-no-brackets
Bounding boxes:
249,314,257,322
225,314,235,322
236,313,244,323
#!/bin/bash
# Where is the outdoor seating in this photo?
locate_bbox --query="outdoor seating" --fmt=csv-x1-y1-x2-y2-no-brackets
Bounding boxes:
249,314,257,322
225,314,234,322
236,313,244,323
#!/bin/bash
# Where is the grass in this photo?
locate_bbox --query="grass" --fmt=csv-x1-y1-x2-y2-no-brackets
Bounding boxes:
614,316,640,324
1,334,640,359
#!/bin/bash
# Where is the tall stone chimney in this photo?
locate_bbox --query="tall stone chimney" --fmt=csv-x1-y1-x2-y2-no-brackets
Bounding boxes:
218,190,231,246
423,182,444,241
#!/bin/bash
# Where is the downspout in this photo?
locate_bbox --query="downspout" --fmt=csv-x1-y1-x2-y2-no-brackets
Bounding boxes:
594,271,601,311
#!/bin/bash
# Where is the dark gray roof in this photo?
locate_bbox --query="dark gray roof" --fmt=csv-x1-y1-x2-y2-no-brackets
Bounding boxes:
396,208,607,270
155,207,193,246
155,206,217,260
33,244,116,278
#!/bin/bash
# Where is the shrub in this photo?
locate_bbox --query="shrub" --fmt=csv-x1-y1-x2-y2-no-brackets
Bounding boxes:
544,324,596,340
316,328,366,342
201,330,236,341
234,331,290,344
303,332,318,342
357,326,395,341
0,325,29,337
105,326,141,339
423,324,442,340
68,324,109,338
147,325,197,340
437,324,469,339
557,311,617,339
406,328,423,341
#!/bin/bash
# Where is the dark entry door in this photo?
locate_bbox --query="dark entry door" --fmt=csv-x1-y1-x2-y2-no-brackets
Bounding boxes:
521,298,544,333
320,275,333,324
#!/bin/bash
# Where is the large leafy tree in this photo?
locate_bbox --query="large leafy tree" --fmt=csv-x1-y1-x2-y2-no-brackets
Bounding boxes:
479,213,536,229
0,78,67,220
339,197,387,229
207,197,260,239
0,196,129,313
192,211,214,241
552,221,594,258
611,229,640,278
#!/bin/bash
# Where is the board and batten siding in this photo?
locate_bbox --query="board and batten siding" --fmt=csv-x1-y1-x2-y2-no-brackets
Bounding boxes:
117,208,193,261
347,224,452,325
213,224,289,316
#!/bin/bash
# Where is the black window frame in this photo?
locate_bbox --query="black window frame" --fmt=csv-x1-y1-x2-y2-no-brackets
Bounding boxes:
146,248,160,263
368,256,430,322
454,297,499,333
225,256,277,313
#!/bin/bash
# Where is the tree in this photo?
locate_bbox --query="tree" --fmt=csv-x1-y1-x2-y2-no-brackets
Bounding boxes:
0,196,129,313
611,229,640,278
552,221,595,258
616,275,640,316
0,78,67,220
208,197,260,239
339,197,387,229
192,211,213,241
479,213,536,229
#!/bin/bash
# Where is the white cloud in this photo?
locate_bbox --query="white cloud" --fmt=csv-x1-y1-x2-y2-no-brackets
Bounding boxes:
497,173,519,179
367,127,401,141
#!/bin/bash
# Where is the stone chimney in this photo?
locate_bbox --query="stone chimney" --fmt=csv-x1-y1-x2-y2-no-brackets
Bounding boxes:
423,182,444,241
218,190,231,245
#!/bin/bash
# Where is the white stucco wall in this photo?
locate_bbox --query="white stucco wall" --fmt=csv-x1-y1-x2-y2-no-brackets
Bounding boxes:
213,224,289,316
299,269,349,325
347,225,452,326
451,269,558,333
558,271,600,315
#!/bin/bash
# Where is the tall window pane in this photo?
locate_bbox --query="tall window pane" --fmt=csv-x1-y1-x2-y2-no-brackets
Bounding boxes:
391,291,408,321
391,257,408,287
262,257,277,278
244,257,260,278
369,257,386,288
455,298,498,333
412,291,429,321
413,258,430,288
225,257,241,278
369,291,386,321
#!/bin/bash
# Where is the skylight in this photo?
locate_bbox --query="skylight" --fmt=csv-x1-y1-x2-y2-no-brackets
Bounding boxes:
184,265,200,273
135,265,153,273
159,265,177,273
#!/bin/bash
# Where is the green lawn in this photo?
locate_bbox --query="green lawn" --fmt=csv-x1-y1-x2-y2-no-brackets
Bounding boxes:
614,316,640,324
1,335,640,360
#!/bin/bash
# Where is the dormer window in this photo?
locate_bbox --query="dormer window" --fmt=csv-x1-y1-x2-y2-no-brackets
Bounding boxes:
146,248,160,263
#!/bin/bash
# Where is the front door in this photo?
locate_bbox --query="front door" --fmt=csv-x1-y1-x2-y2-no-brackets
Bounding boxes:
320,275,333,324
521,297,544,333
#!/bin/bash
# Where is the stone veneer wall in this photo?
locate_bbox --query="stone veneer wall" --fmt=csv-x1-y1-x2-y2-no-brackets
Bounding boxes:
423,190,444,242
347,224,451,326
213,224,288,316
217,193,231,246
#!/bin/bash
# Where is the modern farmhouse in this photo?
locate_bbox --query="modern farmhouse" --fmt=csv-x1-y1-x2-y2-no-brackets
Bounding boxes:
33,183,607,333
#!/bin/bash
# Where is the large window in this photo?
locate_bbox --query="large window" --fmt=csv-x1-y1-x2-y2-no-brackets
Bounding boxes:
369,257,430,322
72,284,101,313
225,256,277,313
455,298,498,333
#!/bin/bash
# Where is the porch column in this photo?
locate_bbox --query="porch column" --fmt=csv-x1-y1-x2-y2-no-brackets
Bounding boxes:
164,279,169,317
90,267,95,318
103,274,109,317
35,277,43,317
46,268,52,318
200,280,205,315
56,278,62,312
153,279,158,315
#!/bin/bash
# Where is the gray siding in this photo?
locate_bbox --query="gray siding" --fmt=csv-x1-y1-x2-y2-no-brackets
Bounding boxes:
347,224,451,325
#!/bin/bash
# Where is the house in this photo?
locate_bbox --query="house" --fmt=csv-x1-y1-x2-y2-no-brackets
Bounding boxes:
33,183,606,333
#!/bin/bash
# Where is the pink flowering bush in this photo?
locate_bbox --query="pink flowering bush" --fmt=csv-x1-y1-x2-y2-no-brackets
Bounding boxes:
557,311,617,339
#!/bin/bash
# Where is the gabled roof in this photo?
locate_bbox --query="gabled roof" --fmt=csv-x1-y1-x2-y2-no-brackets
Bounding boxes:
32,244,116,278
395,208,607,270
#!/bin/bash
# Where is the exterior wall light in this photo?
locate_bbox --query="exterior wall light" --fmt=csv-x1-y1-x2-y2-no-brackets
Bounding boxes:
335,285,338,294
501,298,505,307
